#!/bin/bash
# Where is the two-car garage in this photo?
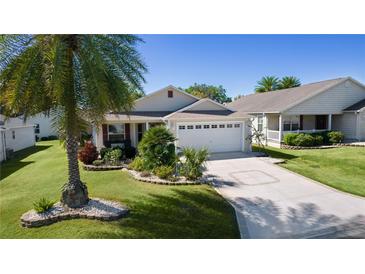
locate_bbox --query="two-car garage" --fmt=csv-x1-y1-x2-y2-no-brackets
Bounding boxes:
176,121,246,153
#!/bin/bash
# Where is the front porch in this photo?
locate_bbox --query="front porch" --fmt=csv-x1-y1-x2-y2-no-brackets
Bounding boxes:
92,121,165,149
264,113,333,145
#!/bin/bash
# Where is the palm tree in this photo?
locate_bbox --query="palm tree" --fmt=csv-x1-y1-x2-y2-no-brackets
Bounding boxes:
278,76,301,89
255,76,279,93
0,35,146,208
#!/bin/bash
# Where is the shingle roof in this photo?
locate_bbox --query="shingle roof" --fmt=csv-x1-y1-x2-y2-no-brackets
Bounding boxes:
105,111,172,121
166,110,250,120
228,77,348,113
343,98,365,111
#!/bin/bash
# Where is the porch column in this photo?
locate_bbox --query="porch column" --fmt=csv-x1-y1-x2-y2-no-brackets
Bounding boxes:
146,122,150,131
328,114,332,130
278,114,283,143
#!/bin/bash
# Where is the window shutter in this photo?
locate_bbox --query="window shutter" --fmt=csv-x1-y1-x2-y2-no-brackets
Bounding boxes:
125,123,130,140
102,124,108,145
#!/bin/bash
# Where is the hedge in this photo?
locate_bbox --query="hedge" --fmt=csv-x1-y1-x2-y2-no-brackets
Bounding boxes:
283,131,344,147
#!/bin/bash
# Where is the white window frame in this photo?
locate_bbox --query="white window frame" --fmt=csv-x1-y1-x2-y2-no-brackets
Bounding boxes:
108,124,125,141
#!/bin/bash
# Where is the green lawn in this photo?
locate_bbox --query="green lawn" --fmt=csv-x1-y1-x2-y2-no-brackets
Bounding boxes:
255,145,365,197
0,141,239,239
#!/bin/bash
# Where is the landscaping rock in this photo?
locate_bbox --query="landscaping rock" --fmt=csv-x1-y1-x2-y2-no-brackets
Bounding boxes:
125,169,206,185
21,198,129,228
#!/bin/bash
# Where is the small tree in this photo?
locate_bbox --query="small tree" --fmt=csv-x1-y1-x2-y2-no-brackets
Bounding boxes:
138,126,176,170
246,120,267,156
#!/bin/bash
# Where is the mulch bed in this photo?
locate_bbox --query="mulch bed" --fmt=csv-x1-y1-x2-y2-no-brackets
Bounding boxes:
83,164,128,171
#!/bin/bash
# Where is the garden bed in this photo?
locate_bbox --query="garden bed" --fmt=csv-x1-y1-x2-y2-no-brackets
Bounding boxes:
281,142,365,150
125,169,207,185
21,198,129,228
83,164,128,171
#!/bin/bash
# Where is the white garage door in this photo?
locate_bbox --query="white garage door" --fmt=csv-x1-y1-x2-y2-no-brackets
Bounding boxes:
177,122,243,153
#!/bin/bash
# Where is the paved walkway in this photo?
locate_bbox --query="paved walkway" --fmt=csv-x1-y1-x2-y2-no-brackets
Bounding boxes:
205,152,365,239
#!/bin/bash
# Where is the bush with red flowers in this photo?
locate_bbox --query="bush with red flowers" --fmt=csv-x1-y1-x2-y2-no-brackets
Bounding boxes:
78,141,99,164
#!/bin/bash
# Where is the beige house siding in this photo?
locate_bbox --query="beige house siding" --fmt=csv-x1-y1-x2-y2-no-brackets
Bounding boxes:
332,113,357,139
134,88,197,111
285,80,365,115
358,110,365,141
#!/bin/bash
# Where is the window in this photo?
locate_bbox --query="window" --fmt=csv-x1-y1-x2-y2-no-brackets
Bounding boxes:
203,125,210,129
137,123,144,142
234,124,240,128
291,123,299,131
108,124,125,142
168,90,173,98
12,130,15,139
187,125,194,129
283,120,299,131
219,124,225,128
179,125,185,130
283,122,291,131
257,116,263,132
34,123,40,134
227,124,233,128
211,124,217,129
195,125,202,129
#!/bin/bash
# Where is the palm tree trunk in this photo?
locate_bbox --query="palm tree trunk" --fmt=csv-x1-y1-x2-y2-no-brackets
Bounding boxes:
61,132,89,208
60,36,89,208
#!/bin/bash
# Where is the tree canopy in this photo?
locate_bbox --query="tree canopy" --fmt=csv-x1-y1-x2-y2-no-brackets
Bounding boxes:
255,75,301,93
184,83,232,104
0,34,147,208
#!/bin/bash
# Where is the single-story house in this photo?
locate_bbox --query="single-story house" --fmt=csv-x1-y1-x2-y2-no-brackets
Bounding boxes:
228,77,365,147
92,85,252,153
0,115,36,161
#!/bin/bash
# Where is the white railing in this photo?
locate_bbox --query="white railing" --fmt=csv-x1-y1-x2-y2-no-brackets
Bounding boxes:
267,130,280,140
267,129,329,141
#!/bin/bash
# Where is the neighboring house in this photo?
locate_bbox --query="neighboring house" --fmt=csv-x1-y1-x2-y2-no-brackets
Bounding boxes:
0,115,35,161
0,113,57,139
228,77,365,147
92,85,252,153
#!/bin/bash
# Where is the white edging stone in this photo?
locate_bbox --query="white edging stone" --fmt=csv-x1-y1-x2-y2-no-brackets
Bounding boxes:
21,198,129,228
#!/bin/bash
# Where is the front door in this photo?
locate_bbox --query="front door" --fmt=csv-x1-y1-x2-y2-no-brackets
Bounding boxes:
315,115,328,130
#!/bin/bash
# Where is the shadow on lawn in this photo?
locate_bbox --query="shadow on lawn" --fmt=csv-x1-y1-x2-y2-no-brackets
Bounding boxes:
0,144,51,180
253,145,298,160
86,188,240,239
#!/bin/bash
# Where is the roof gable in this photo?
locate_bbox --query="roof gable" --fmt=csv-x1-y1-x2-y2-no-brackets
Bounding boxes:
134,85,198,112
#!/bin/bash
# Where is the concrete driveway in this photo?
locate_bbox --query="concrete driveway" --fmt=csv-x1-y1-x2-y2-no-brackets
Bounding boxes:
205,152,365,239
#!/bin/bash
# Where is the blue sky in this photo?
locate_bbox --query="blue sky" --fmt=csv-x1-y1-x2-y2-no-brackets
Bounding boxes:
137,35,365,98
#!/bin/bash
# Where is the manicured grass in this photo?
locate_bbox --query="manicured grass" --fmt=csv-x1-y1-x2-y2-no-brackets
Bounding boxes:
254,145,365,197
0,141,239,239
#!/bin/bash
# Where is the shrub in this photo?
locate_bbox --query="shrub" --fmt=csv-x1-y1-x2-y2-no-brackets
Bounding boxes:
293,133,315,147
47,135,58,140
283,133,299,146
154,165,174,179
313,135,324,146
33,198,55,213
180,147,209,180
128,156,144,171
104,148,122,166
327,131,344,144
78,141,99,164
100,147,113,159
124,145,136,159
40,136,48,141
138,126,176,170
92,159,104,166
